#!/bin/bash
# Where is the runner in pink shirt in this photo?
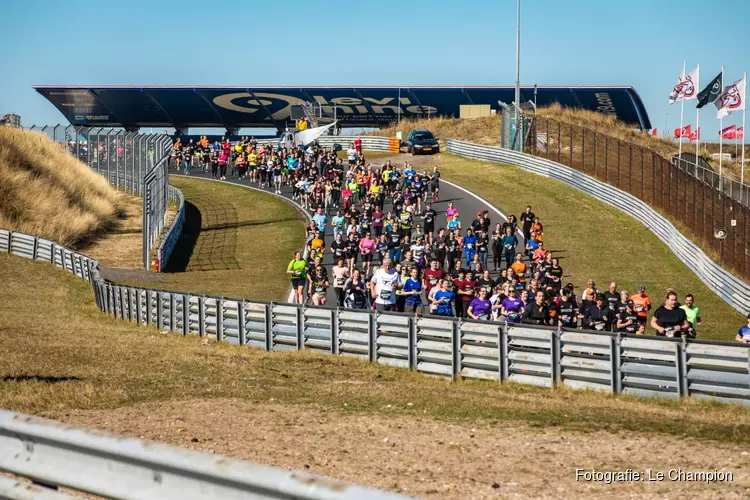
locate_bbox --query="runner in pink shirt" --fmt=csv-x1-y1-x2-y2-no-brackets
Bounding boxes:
359,232,376,274
445,201,459,224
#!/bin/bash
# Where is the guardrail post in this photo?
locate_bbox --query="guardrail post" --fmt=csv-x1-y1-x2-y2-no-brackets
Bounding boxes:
135,289,144,325
368,311,377,363
499,322,509,382
169,293,176,332
117,286,125,320
610,334,622,394
238,300,246,345
126,287,133,322
156,292,164,330
216,297,224,342
32,237,38,260
182,294,190,336
198,296,206,337
296,306,304,350
145,290,153,325
408,313,417,370
451,319,461,380
330,309,339,355
7,231,12,254
678,337,689,398
551,326,561,386
265,303,273,351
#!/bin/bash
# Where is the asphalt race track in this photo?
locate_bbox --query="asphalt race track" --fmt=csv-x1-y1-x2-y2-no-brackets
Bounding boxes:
170,153,523,308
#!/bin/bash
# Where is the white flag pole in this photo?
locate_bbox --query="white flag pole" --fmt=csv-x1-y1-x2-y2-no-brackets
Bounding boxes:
741,72,747,189
719,65,724,182
679,61,686,160
695,64,700,166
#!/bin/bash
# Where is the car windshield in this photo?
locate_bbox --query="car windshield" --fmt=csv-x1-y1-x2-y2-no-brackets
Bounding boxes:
413,132,435,141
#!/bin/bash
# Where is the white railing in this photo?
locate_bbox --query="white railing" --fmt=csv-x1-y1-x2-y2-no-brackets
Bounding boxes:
446,139,750,315
0,410,408,499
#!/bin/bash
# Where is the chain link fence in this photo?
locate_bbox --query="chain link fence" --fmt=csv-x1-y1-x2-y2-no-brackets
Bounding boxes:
531,116,750,282
26,125,173,269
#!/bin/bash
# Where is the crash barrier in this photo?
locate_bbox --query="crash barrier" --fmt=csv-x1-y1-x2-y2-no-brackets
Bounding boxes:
0,410,408,500
157,185,186,272
3,228,750,407
531,116,750,282
446,138,750,316
315,136,393,152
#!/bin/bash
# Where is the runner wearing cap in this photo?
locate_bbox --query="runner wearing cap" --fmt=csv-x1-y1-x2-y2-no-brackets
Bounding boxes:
583,293,615,331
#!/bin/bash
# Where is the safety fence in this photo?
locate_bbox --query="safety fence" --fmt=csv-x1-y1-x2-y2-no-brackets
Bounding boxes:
3,228,750,407
673,152,750,207
27,125,172,196
142,153,172,270
316,135,396,152
530,116,750,281
0,410,407,500
446,138,750,315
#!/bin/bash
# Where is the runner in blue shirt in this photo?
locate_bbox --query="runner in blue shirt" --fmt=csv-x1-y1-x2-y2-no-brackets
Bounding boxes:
402,267,423,313
432,279,455,317
312,208,328,232
736,313,750,343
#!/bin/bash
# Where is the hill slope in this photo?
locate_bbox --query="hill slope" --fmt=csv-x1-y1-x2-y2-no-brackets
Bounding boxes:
0,127,122,247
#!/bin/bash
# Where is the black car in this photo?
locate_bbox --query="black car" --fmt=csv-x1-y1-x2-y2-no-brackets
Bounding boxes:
401,129,439,155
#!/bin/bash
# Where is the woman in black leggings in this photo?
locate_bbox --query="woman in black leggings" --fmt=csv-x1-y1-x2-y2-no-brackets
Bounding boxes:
491,222,503,271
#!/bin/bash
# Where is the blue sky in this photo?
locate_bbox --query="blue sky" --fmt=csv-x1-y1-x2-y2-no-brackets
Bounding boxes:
1,0,748,138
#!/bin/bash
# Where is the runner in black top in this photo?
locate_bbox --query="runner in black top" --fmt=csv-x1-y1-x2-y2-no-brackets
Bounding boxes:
421,203,437,244
522,290,551,326
520,205,535,242
651,291,690,337
583,294,615,332
616,300,640,334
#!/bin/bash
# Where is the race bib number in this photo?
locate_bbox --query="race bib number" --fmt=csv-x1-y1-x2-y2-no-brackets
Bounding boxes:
336,278,345,286
314,286,325,293
380,290,392,300
429,277,438,285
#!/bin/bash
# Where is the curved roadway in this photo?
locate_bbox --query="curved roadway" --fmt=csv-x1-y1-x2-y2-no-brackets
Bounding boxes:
170,152,521,307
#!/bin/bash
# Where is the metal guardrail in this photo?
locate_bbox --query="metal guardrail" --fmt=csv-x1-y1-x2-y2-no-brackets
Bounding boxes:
0,410,409,500
156,185,186,271
3,228,750,407
315,136,394,152
446,139,750,316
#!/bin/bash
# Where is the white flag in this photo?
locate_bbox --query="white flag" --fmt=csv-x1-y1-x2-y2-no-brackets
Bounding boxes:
669,69,686,104
715,76,746,118
682,66,699,100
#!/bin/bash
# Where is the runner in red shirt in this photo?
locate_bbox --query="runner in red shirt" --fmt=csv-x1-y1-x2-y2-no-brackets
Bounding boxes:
354,137,362,155
422,259,446,296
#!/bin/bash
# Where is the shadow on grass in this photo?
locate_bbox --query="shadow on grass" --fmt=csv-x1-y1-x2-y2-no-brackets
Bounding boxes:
201,217,299,232
3,375,80,383
163,201,201,273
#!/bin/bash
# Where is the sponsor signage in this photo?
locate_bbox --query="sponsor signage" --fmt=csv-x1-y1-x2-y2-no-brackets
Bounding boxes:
34,86,652,129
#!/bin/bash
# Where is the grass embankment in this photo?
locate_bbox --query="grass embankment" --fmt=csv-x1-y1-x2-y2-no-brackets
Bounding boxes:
436,153,745,341
2,251,750,444
0,127,122,247
119,176,306,301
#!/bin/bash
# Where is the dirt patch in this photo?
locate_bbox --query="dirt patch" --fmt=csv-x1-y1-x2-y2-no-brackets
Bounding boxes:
55,399,750,499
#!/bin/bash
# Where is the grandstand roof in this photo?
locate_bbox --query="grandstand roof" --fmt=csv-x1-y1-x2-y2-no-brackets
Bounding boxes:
33,85,652,130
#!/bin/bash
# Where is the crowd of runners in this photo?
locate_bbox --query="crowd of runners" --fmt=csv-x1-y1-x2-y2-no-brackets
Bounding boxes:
169,136,748,340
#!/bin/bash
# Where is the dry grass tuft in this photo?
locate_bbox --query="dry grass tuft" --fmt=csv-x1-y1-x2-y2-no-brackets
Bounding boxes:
0,127,122,247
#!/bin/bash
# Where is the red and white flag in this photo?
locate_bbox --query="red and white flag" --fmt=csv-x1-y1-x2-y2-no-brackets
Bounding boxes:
674,124,692,138
688,128,700,141
716,76,746,118
720,125,737,140
737,127,745,140
651,128,658,137
669,69,686,104
683,66,699,100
